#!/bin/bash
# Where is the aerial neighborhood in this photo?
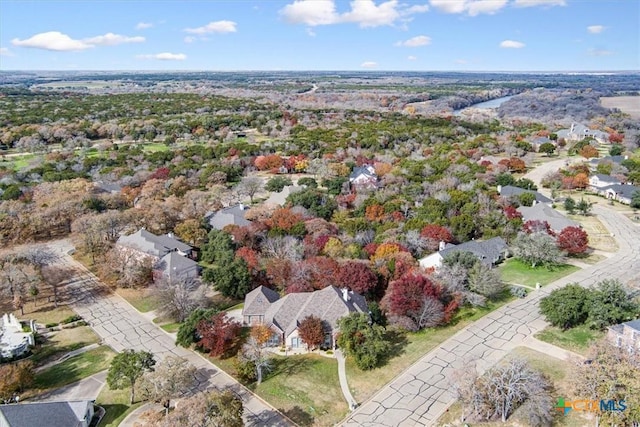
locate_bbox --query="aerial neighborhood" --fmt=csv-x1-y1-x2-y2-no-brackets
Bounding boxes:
0,67,639,427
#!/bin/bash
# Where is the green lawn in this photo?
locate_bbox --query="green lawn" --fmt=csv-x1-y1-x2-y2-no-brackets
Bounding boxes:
31,326,101,366
347,298,512,403
95,386,143,427
33,346,116,391
499,258,580,288
210,353,345,427
116,288,160,313
535,325,604,356
141,143,171,153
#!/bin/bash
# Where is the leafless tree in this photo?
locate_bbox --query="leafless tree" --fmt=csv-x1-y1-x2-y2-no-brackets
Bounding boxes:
42,265,75,308
236,176,263,204
19,246,57,281
261,236,303,261
151,278,206,322
139,356,197,415
240,336,273,385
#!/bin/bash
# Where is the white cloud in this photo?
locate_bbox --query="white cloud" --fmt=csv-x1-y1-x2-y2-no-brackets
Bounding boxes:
500,39,525,48
0,47,14,56
455,59,468,64
306,27,317,37
360,61,378,68
588,48,613,56
137,52,187,61
429,0,507,16
407,55,417,60
280,0,428,27
396,35,431,47
136,22,153,30
184,36,197,43
184,20,237,34
12,31,93,51
587,25,605,34
514,0,565,7
84,33,145,46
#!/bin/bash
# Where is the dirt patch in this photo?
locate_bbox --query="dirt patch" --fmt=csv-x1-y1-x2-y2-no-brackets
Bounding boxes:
567,212,618,253
600,96,640,119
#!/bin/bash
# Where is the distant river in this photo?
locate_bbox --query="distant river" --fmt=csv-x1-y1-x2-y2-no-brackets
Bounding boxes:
454,95,514,115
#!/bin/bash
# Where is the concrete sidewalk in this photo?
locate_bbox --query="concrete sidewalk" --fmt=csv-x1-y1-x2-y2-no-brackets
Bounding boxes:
336,350,358,410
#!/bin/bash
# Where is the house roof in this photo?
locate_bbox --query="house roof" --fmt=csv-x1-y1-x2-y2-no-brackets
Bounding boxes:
159,251,199,281
609,319,640,334
264,185,305,207
517,203,579,232
349,165,377,181
602,184,640,200
244,286,367,337
0,400,92,427
592,174,621,184
207,205,251,230
117,229,192,258
590,155,626,165
440,237,508,266
243,286,281,316
499,185,552,204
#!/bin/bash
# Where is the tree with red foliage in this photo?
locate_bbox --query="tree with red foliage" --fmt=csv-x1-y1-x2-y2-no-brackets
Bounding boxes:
298,316,326,351
254,155,284,171
196,313,241,358
382,272,445,329
608,132,624,143
235,247,260,271
149,167,171,180
507,157,527,173
265,258,292,292
306,256,340,289
420,224,454,251
523,220,555,236
503,206,522,220
557,226,589,255
337,261,378,294
267,207,305,234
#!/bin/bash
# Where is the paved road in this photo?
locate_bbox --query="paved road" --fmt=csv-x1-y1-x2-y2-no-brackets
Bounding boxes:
47,240,291,427
343,206,639,425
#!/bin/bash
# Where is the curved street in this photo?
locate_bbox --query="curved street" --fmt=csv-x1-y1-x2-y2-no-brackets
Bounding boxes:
45,240,292,427
343,174,639,426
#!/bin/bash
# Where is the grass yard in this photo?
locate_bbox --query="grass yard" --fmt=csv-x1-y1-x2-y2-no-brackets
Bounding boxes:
32,346,115,392
535,325,604,356
96,386,143,427
210,353,345,427
436,347,593,427
141,142,171,153
499,258,580,288
31,326,101,366
347,299,511,403
20,304,77,326
116,288,160,313
152,316,181,333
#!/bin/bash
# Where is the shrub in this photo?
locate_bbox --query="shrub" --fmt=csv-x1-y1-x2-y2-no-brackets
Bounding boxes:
61,315,82,324
510,286,528,298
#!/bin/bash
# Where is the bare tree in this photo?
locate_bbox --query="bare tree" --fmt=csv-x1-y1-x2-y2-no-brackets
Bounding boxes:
139,356,197,415
261,236,303,261
240,336,272,385
151,278,206,322
236,176,263,204
19,246,57,282
42,266,75,307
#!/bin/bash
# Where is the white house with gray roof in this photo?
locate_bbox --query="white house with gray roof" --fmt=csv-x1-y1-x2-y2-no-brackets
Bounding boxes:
419,237,508,270
498,185,552,205
556,123,608,143
206,205,251,230
602,184,640,205
242,286,368,349
589,174,621,189
0,400,94,427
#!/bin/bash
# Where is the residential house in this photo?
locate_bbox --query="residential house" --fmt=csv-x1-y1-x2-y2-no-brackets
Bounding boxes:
517,203,579,233
589,174,621,190
116,229,198,282
589,155,628,170
419,237,508,270
349,165,378,191
206,204,251,230
264,185,305,207
0,400,95,427
602,184,640,205
498,185,552,205
556,123,609,143
530,136,554,151
242,286,368,349
607,319,640,353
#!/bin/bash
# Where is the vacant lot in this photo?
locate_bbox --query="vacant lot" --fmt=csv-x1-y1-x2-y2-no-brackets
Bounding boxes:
601,96,640,119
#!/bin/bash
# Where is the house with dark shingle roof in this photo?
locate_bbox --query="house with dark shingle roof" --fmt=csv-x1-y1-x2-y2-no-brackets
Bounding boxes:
206,204,251,230
0,400,94,427
517,203,579,233
557,123,609,143
498,185,552,205
349,165,378,191
419,237,508,270
242,286,368,349
602,184,640,205
116,229,197,282
589,174,621,190
607,319,640,353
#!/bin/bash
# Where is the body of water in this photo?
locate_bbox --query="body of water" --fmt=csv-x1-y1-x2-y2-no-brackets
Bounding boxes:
454,95,514,115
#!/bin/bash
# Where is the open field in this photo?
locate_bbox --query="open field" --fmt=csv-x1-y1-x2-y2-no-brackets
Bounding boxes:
601,96,640,119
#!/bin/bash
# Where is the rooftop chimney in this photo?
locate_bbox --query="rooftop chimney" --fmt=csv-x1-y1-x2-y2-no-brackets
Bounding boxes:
439,241,446,251
341,288,350,302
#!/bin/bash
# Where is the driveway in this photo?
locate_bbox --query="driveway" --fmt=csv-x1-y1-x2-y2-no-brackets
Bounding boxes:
343,206,639,426
46,240,291,427
30,371,107,403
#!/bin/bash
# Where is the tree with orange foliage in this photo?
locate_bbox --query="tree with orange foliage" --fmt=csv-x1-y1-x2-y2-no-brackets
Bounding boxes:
579,145,599,159
572,173,589,190
365,204,386,222
298,316,326,351
374,162,392,177
254,155,284,171
507,157,526,173
251,324,273,346
267,207,305,234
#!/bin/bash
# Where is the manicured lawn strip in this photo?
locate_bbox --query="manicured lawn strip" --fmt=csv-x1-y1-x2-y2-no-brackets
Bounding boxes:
436,347,591,427
535,325,604,356
96,386,143,427
346,299,511,403
25,305,78,326
160,322,180,333
116,288,160,313
209,353,346,427
31,326,101,366
499,258,579,288
33,346,115,391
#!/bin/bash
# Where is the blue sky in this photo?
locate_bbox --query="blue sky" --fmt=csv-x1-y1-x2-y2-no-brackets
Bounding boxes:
0,0,638,71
